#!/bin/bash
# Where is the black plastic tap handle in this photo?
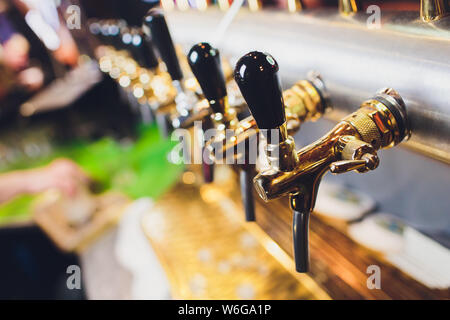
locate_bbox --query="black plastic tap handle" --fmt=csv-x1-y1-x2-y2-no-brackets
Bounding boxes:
141,34,159,70
188,43,227,114
143,8,183,81
234,51,286,129
124,30,159,70
101,20,122,49
293,210,310,273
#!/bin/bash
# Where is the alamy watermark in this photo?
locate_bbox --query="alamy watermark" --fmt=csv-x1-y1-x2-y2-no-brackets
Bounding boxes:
66,265,81,290
366,265,381,290
66,5,81,30
366,5,381,30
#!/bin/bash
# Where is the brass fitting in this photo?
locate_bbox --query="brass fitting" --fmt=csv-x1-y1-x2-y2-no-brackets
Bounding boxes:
284,77,328,132
339,0,361,16
420,0,449,22
287,0,303,13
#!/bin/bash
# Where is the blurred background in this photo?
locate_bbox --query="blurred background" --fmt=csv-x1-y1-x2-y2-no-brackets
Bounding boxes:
0,0,448,300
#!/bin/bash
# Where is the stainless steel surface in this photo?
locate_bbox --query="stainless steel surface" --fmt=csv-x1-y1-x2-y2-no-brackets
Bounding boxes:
166,8,450,164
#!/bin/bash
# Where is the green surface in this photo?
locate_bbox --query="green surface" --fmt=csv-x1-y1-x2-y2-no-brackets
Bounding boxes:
0,125,184,225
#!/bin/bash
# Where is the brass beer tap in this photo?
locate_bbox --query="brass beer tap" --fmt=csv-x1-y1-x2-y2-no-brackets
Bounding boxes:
143,8,200,137
234,51,410,272
92,19,176,122
187,42,241,183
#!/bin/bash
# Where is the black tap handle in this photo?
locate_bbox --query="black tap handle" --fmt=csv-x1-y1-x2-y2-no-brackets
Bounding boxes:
240,167,256,222
141,34,159,70
143,8,183,81
100,20,122,48
293,209,310,273
234,51,286,129
124,30,159,70
188,43,227,114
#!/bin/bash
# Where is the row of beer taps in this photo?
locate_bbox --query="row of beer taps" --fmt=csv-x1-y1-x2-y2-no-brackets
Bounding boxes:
90,8,411,273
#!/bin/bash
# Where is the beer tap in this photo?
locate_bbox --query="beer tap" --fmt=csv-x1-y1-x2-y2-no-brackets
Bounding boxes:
92,18,176,108
206,59,330,222
234,51,410,272
187,42,240,183
143,8,198,135
121,26,176,106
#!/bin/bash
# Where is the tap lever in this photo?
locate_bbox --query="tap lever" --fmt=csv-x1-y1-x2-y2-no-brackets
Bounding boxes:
143,8,183,81
330,159,366,174
188,43,228,115
330,154,379,174
331,136,380,173
234,51,286,130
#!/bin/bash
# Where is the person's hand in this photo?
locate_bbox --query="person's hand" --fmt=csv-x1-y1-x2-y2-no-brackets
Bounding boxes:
26,159,90,197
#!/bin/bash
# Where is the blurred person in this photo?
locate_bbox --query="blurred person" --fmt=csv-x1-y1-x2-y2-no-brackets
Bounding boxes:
0,156,89,300
0,158,89,204
13,0,80,67
0,0,55,121
0,0,45,95
0,34,44,93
